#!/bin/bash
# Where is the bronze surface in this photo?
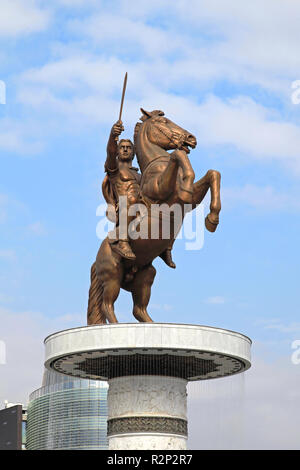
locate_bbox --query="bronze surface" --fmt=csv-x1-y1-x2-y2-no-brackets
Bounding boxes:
87,80,221,325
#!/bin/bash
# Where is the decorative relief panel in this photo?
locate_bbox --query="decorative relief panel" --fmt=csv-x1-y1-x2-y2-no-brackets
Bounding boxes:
108,416,187,436
108,376,187,419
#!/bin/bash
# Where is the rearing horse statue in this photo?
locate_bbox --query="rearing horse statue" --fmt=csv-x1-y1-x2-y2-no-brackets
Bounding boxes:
87,108,221,325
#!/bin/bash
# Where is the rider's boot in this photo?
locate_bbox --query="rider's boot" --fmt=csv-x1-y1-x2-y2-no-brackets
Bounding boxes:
111,240,136,260
159,249,176,269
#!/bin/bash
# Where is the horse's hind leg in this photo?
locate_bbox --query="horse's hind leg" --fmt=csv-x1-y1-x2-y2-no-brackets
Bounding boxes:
129,264,156,322
95,244,123,323
101,276,121,323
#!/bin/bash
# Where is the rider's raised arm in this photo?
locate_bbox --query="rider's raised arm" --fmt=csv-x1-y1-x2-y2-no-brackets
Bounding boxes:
105,120,124,171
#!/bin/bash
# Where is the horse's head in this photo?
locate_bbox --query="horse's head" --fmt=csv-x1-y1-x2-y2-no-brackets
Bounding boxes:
138,108,197,154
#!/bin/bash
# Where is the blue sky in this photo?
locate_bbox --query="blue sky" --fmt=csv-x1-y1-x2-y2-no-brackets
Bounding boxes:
0,0,300,449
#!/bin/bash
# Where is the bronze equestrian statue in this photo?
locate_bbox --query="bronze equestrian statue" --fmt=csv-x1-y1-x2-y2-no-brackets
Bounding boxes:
87,108,221,325
102,120,175,267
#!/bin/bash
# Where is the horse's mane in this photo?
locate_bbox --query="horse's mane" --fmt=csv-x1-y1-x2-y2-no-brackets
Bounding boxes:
133,109,165,147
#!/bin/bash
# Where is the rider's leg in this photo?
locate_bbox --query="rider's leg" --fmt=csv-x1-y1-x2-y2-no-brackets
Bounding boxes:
110,194,137,260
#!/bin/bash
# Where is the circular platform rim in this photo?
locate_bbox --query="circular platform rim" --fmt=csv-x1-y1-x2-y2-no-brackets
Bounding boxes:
44,323,251,381
44,322,252,344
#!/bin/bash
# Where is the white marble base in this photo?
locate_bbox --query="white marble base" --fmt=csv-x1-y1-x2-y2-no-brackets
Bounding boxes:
107,375,188,450
108,376,187,419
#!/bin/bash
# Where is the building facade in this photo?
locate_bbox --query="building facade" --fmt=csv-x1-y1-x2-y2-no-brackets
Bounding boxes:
26,369,108,450
0,403,27,450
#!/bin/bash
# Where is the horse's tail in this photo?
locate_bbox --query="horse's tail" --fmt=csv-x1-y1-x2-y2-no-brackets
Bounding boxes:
87,262,106,325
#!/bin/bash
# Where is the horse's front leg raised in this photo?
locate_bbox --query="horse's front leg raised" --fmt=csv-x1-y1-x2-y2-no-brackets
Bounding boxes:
142,150,195,204
192,170,221,232
141,157,179,202
171,149,195,204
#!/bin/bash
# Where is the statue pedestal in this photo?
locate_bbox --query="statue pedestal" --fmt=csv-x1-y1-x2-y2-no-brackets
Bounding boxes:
107,375,188,450
44,323,251,450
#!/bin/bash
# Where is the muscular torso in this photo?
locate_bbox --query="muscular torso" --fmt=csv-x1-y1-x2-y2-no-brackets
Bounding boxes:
106,165,141,201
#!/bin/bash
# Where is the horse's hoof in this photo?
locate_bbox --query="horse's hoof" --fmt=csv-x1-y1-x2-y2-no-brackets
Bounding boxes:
205,215,219,232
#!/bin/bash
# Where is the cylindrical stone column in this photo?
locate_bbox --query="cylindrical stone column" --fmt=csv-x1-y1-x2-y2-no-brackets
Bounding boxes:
107,375,188,450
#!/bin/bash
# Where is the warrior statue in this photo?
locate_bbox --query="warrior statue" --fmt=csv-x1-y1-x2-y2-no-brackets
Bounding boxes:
87,75,221,325
102,119,176,268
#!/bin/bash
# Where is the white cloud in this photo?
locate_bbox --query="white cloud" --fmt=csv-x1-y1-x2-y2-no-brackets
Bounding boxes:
7,0,300,172
188,354,300,449
0,306,84,407
223,185,300,213
257,318,300,334
0,194,8,223
0,293,13,303
0,0,50,37
58,0,300,97
26,221,47,236
0,118,44,155
195,95,300,167
17,47,300,171
0,192,30,237
151,303,173,311
55,0,98,6
0,308,48,406
68,13,189,59
205,296,226,305
55,313,82,323
118,0,170,19
174,0,300,79
0,250,16,261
